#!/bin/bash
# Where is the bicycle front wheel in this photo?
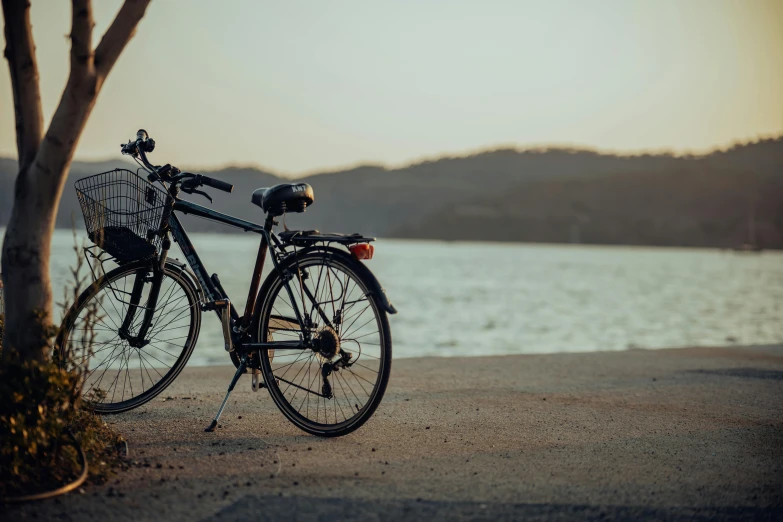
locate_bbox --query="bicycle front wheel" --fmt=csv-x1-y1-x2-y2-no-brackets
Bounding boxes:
56,261,202,414
255,250,392,437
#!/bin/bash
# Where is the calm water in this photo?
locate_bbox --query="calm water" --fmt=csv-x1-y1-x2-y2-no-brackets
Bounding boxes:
32,229,783,366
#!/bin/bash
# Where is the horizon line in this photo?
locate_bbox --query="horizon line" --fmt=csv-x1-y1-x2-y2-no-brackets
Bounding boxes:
3,133,781,179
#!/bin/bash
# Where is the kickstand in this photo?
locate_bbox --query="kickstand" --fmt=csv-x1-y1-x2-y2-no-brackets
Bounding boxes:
205,354,248,432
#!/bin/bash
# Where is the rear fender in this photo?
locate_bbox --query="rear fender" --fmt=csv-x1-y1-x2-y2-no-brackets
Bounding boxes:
303,246,397,315
257,245,397,324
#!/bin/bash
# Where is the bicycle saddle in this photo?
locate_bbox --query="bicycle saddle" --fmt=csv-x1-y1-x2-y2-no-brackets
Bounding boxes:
251,183,314,216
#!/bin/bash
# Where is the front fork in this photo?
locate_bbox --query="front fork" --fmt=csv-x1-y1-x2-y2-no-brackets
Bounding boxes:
118,237,171,347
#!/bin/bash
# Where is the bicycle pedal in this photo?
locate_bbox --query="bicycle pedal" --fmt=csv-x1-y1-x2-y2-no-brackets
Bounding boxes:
251,369,265,391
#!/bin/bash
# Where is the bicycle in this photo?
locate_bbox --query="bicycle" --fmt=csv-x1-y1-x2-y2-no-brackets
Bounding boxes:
56,130,396,437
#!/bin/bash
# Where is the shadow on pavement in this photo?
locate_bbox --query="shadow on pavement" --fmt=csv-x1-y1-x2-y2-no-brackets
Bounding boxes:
687,368,783,381
205,495,783,522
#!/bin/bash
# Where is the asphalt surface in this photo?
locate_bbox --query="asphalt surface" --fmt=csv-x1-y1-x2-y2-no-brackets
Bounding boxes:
3,345,782,521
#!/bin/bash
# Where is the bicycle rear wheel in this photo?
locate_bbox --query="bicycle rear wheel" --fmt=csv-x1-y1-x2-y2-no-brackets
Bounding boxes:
255,250,392,437
56,261,202,414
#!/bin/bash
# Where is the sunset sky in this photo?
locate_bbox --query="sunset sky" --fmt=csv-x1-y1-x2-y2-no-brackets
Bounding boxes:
1,0,781,175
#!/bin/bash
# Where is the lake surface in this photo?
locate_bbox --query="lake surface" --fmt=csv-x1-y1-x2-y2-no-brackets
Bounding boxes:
23,229,783,366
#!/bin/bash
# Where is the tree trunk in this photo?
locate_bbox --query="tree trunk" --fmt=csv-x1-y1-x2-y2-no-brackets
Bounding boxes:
1,0,151,363
1,84,99,362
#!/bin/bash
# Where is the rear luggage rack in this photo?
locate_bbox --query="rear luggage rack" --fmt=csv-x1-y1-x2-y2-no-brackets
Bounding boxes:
278,230,376,246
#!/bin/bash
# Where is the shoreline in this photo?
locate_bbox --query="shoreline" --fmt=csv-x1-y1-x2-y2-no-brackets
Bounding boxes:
4,345,782,521
185,342,783,368
10,226,783,255
37,226,783,252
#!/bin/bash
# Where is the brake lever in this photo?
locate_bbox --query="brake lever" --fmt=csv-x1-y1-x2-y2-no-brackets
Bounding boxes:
182,186,213,204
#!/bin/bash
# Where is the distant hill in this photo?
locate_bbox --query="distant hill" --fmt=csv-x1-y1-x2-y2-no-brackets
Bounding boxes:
391,164,783,249
1,137,781,249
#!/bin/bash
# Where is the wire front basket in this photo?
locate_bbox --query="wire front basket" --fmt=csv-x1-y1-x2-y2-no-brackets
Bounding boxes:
75,169,170,263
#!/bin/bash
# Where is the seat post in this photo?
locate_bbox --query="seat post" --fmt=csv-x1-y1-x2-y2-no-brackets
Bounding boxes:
241,214,275,329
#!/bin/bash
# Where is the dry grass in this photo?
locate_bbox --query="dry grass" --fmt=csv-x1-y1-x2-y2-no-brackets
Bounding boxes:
0,233,125,499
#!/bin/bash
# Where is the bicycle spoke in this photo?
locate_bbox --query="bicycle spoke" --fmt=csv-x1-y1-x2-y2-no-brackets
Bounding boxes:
61,266,198,411
261,254,388,433
342,314,376,341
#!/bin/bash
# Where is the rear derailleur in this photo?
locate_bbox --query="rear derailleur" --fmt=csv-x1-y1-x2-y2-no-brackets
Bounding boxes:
320,349,353,399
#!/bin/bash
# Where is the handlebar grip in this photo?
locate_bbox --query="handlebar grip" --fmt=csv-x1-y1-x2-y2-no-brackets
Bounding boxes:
120,134,154,154
201,176,234,193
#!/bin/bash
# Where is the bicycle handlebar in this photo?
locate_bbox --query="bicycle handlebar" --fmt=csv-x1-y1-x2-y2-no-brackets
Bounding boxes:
180,173,234,193
200,175,233,193
120,141,137,155
120,130,234,194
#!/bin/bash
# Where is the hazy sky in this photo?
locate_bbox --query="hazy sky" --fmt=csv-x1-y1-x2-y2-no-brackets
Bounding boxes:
1,0,782,175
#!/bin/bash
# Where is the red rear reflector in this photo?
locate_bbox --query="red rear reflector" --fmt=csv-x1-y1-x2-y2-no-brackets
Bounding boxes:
349,243,374,260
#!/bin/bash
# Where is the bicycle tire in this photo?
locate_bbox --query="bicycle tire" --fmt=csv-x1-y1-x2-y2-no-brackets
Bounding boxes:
56,260,202,414
254,248,392,437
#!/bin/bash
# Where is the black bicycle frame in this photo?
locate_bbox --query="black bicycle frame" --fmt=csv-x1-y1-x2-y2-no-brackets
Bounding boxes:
170,200,292,334
167,199,315,352
169,199,266,305
115,177,336,356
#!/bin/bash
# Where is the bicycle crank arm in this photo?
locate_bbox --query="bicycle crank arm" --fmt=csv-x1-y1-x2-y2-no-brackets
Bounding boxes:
216,299,233,352
202,298,236,352
251,368,266,392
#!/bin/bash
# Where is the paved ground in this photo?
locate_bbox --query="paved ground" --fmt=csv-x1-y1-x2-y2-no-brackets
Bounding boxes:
3,345,782,521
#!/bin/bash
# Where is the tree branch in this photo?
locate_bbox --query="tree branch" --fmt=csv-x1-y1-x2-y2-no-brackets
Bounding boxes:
94,0,151,79
31,0,149,212
2,0,43,171
70,0,94,79
1,0,151,364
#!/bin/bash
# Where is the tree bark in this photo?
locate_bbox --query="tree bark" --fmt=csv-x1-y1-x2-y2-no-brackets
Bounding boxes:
1,0,151,363
2,0,43,171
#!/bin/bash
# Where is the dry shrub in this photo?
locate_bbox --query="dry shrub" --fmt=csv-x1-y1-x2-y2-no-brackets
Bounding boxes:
0,234,125,499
